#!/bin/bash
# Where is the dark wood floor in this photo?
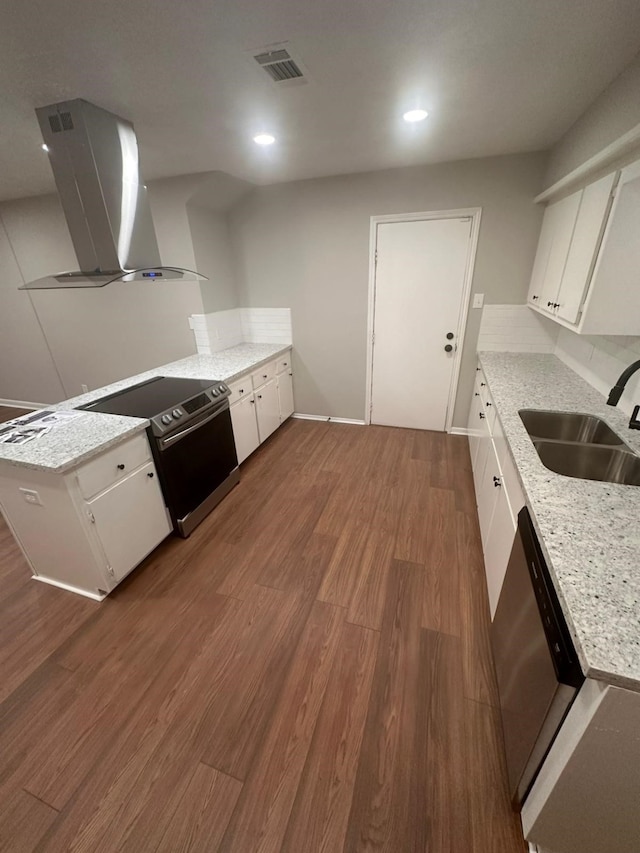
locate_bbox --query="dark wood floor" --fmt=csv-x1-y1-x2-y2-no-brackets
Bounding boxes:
0,419,526,852
0,407,33,424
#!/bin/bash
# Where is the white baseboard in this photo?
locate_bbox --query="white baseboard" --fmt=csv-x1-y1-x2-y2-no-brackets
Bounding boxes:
292,413,365,425
0,398,48,410
449,427,470,436
32,575,105,601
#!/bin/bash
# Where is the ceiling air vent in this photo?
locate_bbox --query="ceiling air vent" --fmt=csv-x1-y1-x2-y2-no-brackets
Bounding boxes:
253,48,305,84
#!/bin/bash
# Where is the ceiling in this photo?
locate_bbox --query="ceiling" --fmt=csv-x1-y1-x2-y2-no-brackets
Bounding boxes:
1,0,640,201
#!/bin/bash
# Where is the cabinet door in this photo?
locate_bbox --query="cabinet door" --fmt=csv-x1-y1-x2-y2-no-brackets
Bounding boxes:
230,395,260,464
476,439,501,548
529,192,582,313
484,481,517,619
88,462,171,582
556,172,617,325
276,371,294,422
541,192,582,312
255,378,280,443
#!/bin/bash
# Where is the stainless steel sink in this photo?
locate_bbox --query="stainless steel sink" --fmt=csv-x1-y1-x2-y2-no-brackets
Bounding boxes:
519,410,624,445
532,441,640,486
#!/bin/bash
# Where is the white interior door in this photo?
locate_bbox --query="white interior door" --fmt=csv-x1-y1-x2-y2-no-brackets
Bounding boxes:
370,217,472,431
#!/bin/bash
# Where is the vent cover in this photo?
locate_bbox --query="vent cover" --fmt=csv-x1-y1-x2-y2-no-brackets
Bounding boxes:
48,112,74,133
253,48,304,83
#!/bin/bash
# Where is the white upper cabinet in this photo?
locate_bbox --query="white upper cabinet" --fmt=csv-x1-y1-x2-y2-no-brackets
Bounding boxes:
580,161,640,334
526,167,640,334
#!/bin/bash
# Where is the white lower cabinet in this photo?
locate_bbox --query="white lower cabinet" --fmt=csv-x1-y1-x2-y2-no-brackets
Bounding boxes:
469,362,525,618
276,370,294,421
230,394,260,464
0,433,171,600
227,349,294,463
87,462,171,582
255,378,280,442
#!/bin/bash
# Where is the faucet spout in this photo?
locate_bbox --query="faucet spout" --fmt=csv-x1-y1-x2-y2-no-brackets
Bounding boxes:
607,358,640,406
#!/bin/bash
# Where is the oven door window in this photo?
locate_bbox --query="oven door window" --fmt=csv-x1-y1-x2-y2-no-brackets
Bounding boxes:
159,406,237,522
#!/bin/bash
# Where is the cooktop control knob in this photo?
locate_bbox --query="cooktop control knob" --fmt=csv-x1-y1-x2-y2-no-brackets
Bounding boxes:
211,388,220,397
161,414,172,425
218,384,226,394
172,409,182,419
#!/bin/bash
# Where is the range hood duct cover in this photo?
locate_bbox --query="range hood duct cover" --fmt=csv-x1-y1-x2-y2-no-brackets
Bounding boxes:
21,99,206,289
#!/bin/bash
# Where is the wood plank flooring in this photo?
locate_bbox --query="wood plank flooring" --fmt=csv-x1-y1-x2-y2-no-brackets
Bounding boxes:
0,407,33,424
0,419,526,852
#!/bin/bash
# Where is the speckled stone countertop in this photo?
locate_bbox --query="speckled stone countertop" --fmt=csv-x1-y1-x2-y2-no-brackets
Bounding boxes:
479,352,640,691
0,343,290,475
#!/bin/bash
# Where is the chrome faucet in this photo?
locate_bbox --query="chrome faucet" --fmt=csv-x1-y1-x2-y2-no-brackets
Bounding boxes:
607,358,640,430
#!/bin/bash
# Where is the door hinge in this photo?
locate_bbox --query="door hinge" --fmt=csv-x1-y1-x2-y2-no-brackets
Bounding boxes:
87,510,95,524
371,331,375,346
374,250,378,266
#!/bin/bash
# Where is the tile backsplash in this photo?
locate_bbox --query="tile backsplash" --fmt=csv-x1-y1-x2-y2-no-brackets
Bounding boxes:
478,304,640,417
477,304,558,352
189,308,292,354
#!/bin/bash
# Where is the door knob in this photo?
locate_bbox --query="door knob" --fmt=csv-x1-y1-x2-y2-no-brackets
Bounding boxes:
444,344,453,353
446,332,454,340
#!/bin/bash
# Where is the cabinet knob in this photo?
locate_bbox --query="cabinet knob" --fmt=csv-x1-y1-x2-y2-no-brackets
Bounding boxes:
493,475,502,487
532,295,539,301
147,472,154,478
474,392,480,397
486,401,492,407
239,388,244,394
553,302,560,309
283,362,288,366
250,399,255,404
263,374,268,379
480,382,486,387
476,367,481,372
479,412,485,419
117,463,125,470
547,301,554,307
257,394,262,399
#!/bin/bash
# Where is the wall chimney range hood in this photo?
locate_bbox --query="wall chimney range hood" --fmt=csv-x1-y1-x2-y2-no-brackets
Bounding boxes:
20,99,206,289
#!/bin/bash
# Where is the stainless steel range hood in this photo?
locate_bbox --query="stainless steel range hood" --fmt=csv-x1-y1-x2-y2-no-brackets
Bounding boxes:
20,99,206,289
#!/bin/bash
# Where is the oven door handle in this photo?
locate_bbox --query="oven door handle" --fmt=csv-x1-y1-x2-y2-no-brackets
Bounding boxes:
158,402,229,450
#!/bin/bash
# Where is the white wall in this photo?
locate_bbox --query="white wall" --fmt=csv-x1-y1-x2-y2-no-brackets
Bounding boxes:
0,181,205,402
187,205,238,313
230,152,548,425
545,51,640,187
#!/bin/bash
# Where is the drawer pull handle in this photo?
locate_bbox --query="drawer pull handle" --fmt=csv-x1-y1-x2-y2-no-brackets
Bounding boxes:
117,464,125,470
147,472,154,478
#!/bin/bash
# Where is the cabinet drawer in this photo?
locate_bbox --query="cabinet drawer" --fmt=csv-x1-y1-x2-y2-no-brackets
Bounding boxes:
76,434,152,500
228,376,252,404
276,353,292,374
251,360,276,390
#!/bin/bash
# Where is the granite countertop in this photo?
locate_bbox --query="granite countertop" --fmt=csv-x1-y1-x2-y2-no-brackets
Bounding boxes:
479,351,640,691
0,343,291,474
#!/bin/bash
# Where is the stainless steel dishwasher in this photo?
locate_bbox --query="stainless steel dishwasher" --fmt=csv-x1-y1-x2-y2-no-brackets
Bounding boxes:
491,507,584,809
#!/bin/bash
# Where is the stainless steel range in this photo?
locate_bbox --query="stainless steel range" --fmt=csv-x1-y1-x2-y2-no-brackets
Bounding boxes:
80,376,239,537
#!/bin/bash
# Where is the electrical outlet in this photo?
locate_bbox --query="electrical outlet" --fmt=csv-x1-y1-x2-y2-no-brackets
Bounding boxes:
472,293,484,309
81,384,88,393
19,488,42,506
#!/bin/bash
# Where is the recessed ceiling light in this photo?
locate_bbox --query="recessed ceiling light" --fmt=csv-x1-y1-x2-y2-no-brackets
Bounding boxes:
253,133,275,146
41,143,50,152
403,109,428,123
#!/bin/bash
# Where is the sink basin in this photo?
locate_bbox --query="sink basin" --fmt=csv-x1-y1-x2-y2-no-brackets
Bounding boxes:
533,441,640,485
519,410,624,445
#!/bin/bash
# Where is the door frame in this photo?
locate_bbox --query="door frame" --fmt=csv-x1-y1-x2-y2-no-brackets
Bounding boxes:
364,207,482,431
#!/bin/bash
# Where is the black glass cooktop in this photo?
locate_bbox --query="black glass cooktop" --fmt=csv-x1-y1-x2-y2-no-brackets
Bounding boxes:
79,376,216,418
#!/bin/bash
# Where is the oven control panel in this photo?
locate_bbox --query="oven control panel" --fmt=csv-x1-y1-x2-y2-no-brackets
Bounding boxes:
149,382,230,437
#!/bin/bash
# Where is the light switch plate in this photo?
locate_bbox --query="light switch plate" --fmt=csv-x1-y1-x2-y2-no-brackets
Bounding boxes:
473,293,484,309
